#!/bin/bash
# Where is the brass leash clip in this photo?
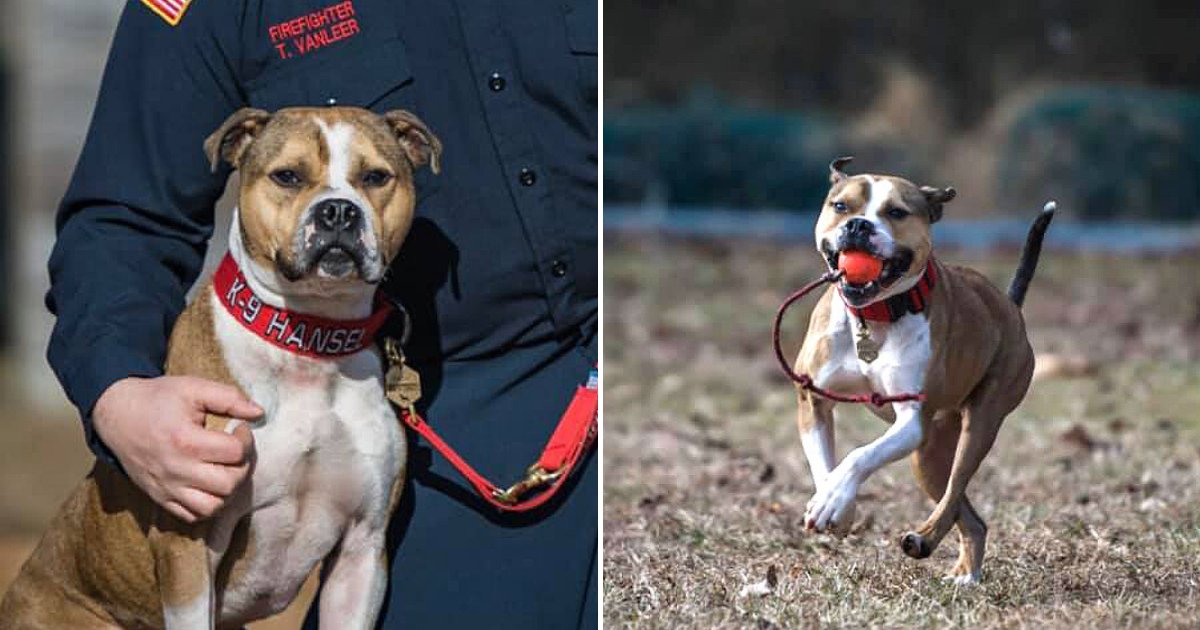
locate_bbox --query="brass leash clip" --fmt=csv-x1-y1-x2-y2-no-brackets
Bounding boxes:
492,464,565,505
383,337,422,411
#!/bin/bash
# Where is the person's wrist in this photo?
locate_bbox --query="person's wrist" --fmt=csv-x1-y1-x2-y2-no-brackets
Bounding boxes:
92,376,142,444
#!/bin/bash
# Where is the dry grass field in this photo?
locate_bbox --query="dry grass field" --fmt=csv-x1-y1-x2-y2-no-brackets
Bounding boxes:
604,235,1200,629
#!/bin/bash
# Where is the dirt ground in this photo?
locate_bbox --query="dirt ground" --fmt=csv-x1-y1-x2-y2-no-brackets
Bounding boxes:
604,235,1200,629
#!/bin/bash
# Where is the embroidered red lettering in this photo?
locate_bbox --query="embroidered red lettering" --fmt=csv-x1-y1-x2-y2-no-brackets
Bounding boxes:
225,277,246,304
266,312,290,340
306,327,330,353
328,329,347,353
344,329,364,352
285,323,307,349
267,1,361,60
243,295,262,324
211,253,393,360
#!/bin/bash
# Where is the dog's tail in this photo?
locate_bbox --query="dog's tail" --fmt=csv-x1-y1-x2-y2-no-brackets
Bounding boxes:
1007,201,1056,307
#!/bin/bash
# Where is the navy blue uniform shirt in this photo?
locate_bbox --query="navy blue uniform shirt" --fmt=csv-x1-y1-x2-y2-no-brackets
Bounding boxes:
46,1,597,627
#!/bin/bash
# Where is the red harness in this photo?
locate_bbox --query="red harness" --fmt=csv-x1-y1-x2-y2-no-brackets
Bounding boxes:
212,252,596,512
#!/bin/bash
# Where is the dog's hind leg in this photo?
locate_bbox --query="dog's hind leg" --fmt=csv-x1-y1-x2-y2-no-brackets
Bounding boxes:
946,498,988,584
910,410,988,583
900,396,1004,575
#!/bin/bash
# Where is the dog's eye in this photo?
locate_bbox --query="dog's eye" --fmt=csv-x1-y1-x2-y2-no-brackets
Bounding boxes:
270,169,303,187
886,207,910,219
361,169,392,187
832,201,848,213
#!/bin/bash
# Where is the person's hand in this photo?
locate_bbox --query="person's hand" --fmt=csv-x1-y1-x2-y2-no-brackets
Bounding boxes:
92,376,262,523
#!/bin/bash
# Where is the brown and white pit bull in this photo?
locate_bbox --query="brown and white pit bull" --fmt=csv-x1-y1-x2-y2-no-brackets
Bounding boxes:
792,157,1053,584
0,106,441,628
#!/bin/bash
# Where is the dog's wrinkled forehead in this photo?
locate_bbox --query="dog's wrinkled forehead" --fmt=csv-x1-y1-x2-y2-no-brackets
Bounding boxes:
205,105,442,182
241,109,407,181
827,175,935,222
822,157,956,225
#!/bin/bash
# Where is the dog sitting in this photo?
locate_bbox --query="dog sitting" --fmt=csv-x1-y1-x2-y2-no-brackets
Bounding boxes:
0,106,441,628
791,157,1053,584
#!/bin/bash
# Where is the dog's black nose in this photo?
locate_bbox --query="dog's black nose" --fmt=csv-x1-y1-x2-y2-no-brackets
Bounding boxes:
844,217,874,237
315,198,362,232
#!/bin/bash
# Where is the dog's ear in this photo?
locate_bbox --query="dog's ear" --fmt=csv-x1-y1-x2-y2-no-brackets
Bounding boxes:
204,108,272,173
920,185,956,223
829,156,854,184
383,110,443,175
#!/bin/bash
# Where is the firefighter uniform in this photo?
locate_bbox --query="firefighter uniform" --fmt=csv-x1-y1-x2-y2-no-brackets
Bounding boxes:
46,1,597,627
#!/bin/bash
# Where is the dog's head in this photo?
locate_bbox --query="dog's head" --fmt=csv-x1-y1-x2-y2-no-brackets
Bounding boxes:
815,157,955,307
205,106,441,289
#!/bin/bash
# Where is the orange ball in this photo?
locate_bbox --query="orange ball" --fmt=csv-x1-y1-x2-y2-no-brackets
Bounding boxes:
838,251,883,284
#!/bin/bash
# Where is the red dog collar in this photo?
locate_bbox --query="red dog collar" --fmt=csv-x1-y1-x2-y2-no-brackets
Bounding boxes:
212,253,392,358
842,258,938,322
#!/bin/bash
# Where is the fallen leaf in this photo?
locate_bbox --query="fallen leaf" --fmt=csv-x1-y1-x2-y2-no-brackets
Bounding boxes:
1060,424,1100,451
739,580,773,598
1034,353,1099,380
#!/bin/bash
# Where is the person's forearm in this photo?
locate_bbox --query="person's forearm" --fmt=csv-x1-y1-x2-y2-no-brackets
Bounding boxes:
45,0,246,461
47,204,209,461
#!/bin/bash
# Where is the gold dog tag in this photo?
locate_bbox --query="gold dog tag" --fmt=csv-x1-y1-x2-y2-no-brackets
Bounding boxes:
384,338,422,408
855,325,880,363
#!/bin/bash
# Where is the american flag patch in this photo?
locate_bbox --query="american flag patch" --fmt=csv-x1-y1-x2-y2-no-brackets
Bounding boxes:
141,0,193,26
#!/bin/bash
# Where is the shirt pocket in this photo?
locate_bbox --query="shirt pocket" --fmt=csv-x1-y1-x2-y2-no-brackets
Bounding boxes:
562,1,597,108
243,37,413,111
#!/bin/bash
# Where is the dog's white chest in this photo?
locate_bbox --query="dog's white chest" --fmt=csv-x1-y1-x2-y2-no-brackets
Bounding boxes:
209,293,404,618
816,298,932,397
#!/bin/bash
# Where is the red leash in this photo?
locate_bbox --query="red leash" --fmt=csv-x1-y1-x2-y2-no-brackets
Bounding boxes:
397,376,598,513
772,270,926,406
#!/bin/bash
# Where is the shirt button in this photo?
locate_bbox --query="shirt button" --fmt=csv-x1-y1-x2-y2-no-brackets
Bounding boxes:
488,72,506,92
551,260,568,277
519,168,537,187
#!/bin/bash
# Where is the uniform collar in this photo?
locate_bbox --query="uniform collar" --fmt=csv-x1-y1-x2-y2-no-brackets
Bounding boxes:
211,252,392,358
841,258,938,323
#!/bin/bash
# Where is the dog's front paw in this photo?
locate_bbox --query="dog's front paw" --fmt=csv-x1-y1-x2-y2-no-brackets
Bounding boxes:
804,473,858,536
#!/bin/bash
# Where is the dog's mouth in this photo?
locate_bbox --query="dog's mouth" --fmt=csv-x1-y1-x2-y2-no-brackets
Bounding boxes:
314,245,360,279
278,235,375,283
821,240,914,306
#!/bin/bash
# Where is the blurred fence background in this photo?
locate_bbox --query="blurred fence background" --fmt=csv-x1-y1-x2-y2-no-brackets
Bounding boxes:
0,0,122,603
3,1,125,407
605,0,1200,223
2,1,241,409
